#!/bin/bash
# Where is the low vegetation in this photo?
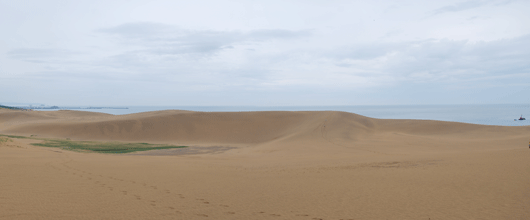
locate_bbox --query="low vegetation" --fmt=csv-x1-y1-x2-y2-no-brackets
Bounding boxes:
32,139,187,153
0,105,23,110
0,134,30,139
0,134,187,154
0,137,13,143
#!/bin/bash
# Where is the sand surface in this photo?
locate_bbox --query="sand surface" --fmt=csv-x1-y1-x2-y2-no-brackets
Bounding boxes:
1,109,530,219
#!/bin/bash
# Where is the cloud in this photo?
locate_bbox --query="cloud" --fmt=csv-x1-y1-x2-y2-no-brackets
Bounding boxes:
432,0,490,15
329,43,405,61
327,35,530,84
5,22,529,102
5,23,311,87
9,33,530,93
96,22,311,56
73,22,314,88
7,48,82,63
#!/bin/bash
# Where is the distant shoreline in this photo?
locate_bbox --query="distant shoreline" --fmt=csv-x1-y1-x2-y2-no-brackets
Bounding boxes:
3,104,528,126
21,106,128,110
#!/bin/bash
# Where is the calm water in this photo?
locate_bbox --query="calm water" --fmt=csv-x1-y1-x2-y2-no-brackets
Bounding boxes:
34,105,530,126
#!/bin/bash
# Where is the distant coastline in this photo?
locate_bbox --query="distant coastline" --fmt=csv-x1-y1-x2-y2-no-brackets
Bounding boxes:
22,104,530,127
1,105,128,110
25,106,129,110
3,104,528,126
0,105,23,110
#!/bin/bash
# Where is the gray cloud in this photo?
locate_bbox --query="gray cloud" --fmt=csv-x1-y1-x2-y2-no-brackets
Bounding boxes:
80,22,313,86
86,33,530,92
2,0,528,106
330,43,405,61
97,22,310,56
432,0,490,15
328,35,530,84
7,48,82,63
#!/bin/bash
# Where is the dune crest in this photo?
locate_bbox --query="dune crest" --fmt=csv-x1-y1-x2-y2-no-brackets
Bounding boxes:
2,110,529,155
3,110,528,141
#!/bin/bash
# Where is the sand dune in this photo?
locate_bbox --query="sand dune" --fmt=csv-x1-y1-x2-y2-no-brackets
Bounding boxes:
4,110,528,143
1,109,530,219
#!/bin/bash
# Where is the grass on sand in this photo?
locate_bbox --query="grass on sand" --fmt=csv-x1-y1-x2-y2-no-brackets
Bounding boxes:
0,134,187,154
0,137,13,143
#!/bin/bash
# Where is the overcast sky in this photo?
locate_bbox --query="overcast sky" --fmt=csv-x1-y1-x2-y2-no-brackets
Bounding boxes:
1,0,529,106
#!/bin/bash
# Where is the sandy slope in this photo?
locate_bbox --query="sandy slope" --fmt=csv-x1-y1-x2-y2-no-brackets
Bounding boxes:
1,109,530,219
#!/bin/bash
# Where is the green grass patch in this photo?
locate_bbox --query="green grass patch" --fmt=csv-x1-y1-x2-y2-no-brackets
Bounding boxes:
0,134,186,153
0,137,13,143
0,134,30,139
31,139,187,154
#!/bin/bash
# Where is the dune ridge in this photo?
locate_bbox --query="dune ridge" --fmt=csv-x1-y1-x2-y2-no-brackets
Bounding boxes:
2,110,528,146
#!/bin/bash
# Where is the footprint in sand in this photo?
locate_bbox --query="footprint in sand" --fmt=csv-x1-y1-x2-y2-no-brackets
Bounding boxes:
196,214,208,217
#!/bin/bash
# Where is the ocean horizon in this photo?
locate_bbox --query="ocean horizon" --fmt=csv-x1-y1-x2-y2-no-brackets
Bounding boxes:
30,104,530,127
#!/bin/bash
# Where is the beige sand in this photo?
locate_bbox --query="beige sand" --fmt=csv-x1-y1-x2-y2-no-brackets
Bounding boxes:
1,109,530,219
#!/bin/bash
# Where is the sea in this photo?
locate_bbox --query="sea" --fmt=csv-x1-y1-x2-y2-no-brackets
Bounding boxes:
33,104,530,126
